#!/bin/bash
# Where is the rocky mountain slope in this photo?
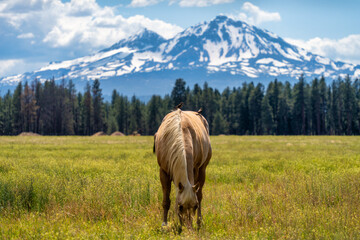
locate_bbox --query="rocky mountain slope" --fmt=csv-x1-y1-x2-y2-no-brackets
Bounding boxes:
1,15,359,96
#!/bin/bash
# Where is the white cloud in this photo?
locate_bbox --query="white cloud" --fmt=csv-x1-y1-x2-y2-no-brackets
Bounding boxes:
129,0,163,7
127,15,183,39
230,2,281,25
0,59,46,77
286,35,360,65
0,59,21,77
128,0,234,7
0,0,183,50
171,0,234,7
17,33,34,39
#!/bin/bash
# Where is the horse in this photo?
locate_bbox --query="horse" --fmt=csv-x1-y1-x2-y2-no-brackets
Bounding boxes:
154,106,212,229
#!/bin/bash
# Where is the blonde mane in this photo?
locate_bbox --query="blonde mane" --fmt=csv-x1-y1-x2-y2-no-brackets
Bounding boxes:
156,109,188,182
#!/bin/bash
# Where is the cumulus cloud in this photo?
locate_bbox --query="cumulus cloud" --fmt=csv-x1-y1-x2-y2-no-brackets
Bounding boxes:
286,35,360,65
230,2,281,25
0,59,21,77
0,0,183,50
17,33,34,39
129,0,163,7
129,0,234,7
0,59,46,77
0,0,185,76
170,0,234,7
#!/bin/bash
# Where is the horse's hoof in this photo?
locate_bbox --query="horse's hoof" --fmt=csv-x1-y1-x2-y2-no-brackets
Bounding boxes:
161,222,167,227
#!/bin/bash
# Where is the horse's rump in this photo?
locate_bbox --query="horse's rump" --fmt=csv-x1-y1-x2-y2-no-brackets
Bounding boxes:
155,109,211,178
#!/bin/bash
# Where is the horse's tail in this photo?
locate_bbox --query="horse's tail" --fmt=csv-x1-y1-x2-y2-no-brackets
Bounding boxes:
159,109,187,176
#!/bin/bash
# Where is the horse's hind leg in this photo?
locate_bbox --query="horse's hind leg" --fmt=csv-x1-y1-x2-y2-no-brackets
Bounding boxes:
196,165,207,228
160,168,171,226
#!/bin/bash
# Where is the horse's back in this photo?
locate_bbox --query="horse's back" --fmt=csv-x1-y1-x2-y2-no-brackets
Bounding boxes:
181,111,211,169
155,109,211,174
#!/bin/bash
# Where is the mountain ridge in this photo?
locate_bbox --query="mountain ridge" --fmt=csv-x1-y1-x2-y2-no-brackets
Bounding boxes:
1,15,359,96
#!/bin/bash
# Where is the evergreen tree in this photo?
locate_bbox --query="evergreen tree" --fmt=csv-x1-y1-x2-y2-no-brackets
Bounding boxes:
267,79,280,134
21,82,38,132
67,80,77,135
107,114,118,135
82,82,94,135
115,95,129,134
311,78,321,135
171,78,187,106
75,93,84,135
129,95,144,134
12,82,23,134
33,79,42,133
147,95,163,135
212,111,227,135
278,81,292,135
202,82,217,129
40,80,53,134
342,75,356,135
319,76,327,134
58,79,74,135
292,74,308,134
249,83,264,135
192,83,203,111
211,89,222,132
2,91,13,135
326,86,333,134
261,95,273,134
331,78,343,134
240,83,254,134
221,87,232,133
231,88,242,134
111,89,119,106
92,79,104,133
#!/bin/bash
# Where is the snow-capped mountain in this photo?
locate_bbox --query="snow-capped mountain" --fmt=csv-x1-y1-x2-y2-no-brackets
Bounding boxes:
1,15,360,96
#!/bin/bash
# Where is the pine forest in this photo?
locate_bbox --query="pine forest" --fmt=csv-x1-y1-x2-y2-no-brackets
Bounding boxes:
1,75,360,136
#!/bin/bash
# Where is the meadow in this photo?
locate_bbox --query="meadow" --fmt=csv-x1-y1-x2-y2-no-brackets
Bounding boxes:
0,136,360,239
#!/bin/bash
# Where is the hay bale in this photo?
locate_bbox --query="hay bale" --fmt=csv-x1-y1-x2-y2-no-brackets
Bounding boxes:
110,131,125,136
18,132,41,136
131,131,141,136
92,131,107,136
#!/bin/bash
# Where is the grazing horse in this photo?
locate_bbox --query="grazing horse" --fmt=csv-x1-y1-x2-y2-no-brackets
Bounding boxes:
154,106,212,229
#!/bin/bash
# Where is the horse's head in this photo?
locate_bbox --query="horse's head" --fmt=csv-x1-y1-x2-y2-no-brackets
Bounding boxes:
176,182,200,228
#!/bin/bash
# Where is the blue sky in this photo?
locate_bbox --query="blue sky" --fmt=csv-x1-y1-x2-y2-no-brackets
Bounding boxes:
1,0,359,77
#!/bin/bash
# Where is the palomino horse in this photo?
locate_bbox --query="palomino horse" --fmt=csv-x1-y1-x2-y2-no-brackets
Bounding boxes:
154,106,212,229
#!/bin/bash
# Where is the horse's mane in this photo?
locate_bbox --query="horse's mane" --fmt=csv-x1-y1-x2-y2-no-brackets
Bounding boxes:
156,109,188,178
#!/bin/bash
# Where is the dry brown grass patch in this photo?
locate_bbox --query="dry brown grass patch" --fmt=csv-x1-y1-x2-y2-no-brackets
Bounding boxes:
18,132,41,136
92,131,107,136
110,131,125,136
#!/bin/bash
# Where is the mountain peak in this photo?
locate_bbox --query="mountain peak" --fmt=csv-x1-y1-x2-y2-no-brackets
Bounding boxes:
213,15,229,22
101,28,165,52
131,28,164,41
210,15,249,27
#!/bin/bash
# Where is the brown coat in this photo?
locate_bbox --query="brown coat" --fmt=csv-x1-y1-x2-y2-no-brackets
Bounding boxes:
155,109,212,228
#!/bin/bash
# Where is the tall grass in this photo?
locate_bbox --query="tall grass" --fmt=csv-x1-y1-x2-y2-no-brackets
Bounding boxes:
0,136,360,239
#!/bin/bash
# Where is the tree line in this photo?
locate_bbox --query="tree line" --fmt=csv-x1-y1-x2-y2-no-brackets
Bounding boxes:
0,75,360,136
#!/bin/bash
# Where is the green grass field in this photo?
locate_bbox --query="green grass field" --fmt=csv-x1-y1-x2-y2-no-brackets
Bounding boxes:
1,136,360,239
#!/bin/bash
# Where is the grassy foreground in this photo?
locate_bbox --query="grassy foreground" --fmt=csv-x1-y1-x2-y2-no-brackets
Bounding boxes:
0,136,360,239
